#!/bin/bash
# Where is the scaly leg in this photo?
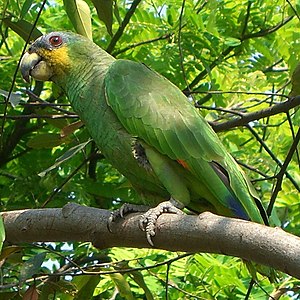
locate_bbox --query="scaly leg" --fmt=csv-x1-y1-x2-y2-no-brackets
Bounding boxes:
139,198,185,246
108,203,150,232
108,199,185,246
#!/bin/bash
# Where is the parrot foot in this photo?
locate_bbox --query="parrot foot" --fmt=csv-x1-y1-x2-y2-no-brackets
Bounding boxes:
139,199,185,246
108,203,150,232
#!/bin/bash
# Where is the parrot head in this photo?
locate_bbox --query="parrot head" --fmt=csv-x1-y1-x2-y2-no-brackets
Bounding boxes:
20,31,96,83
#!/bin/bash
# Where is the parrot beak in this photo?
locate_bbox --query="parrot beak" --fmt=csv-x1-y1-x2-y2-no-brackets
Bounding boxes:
20,52,53,82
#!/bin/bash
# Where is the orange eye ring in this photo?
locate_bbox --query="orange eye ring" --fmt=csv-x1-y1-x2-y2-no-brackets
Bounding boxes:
49,35,63,47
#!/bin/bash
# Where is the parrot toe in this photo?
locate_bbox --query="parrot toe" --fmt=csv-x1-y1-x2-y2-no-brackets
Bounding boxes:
108,203,150,232
139,200,185,246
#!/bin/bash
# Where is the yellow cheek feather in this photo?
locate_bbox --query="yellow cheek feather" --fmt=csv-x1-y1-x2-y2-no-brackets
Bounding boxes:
37,45,71,76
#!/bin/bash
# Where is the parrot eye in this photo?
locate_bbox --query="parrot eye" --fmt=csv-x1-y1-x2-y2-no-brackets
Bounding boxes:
49,35,63,47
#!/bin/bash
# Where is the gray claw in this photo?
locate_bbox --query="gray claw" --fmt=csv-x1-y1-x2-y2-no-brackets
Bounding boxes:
108,200,184,246
108,203,150,232
139,200,185,246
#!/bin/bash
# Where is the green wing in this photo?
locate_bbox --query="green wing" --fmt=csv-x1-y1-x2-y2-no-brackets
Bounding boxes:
104,60,266,224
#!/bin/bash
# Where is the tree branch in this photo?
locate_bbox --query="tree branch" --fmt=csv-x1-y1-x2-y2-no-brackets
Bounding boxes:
185,15,294,92
2,203,300,279
242,15,294,40
0,114,79,120
246,125,300,192
267,127,300,215
112,33,173,56
106,0,142,54
240,1,252,39
211,96,300,132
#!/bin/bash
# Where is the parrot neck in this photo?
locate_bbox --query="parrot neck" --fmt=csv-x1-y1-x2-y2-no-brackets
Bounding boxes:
54,44,115,93
58,47,115,123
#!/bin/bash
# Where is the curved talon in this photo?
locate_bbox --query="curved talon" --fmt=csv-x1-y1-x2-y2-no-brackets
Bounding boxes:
139,217,146,231
108,211,119,232
139,200,185,246
108,203,150,233
146,226,156,246
108,200,184,246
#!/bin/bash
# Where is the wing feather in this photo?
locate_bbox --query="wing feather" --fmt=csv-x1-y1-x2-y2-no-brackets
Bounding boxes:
104,59,266,223
105,60,223,163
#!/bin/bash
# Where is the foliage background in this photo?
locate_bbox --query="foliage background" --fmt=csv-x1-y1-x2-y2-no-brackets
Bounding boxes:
0,0,300,298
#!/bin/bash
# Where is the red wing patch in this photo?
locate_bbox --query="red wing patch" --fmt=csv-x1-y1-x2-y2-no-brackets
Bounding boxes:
177,159,190,170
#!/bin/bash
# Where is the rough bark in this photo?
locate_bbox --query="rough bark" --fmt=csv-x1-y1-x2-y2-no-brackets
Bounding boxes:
2,203,300,279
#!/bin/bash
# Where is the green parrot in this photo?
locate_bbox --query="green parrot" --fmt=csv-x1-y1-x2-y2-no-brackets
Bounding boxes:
20,32,268,245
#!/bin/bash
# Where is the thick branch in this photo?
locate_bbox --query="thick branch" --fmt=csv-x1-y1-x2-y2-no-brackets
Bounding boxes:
2,203,300,279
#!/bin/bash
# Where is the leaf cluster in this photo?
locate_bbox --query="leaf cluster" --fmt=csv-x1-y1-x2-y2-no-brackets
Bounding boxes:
0,0,300,298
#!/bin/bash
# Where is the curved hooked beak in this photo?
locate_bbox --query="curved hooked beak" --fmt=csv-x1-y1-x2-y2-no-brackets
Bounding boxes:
20,52,53,83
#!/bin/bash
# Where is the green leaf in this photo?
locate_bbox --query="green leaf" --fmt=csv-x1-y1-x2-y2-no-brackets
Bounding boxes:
113,1,121,25
38,140,91,177
27,133,64,149
289,62,300,96
44,117,69,130
0,246,21,260
91,0,113,36
223,37,241,47
0,292,19,300
110,273,135,300
20,252,46,283
130,271,154,300
20,0,34,19
40,279,78,298
3,18,42,41
74,275,100,300
63,0,93,40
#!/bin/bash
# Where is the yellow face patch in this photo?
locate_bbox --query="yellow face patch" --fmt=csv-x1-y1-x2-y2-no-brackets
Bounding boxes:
36,45,71,76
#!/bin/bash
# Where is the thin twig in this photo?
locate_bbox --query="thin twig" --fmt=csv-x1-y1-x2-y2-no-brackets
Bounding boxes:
263,58,285,73
246,125,300,193
259,85,275,153
0,0,47,150
286,0,300,21
112,33,173,56
286,112,300,169
193,90,289,99
211,96,300,132
241,1,252,39
0,253,192,291
41,156,90,208
106,0,142,54
236,160,269,178
25,90,74,114
186,15,294,91
178,0,190,93
267,127,300,216
242,15,294,40
245,279,256,300
165,262,170,300
186,45,235,91
0,114,78,120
